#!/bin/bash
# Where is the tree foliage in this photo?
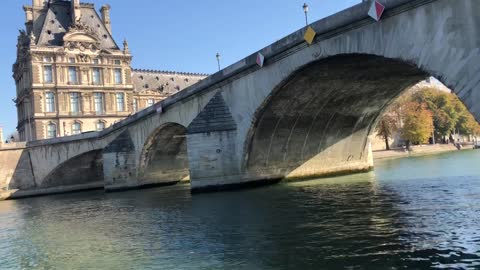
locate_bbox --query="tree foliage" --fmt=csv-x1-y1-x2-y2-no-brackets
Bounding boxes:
375,85,480,150
401,102,434,145
412,88,459,138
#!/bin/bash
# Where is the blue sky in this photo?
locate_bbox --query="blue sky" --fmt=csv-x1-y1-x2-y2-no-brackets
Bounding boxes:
0,0,360,135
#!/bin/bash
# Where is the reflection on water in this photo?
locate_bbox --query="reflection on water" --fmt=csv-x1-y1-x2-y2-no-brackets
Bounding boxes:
0,150,479,269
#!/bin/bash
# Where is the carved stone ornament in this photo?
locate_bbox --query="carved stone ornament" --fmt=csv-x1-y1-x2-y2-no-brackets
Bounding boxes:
29,32,36,46
78,53,91,63
65,41,99,52
68,18,96,37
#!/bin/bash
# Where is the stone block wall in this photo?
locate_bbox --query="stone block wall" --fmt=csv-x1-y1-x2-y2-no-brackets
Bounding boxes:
0,148,36,190
187,131,241,190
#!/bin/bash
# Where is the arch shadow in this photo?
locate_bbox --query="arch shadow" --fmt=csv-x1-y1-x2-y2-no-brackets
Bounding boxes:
41,150,104,188
138,123,190,186
243,54,436,180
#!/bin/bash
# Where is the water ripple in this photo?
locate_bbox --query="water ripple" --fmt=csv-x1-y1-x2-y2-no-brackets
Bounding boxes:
0,150,479,269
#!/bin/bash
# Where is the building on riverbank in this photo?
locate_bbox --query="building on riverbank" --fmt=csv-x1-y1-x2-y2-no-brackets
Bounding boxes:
14,0,207,141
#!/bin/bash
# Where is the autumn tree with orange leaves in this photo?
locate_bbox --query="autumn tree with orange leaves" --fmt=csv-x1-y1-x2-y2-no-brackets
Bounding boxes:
400,102,434,149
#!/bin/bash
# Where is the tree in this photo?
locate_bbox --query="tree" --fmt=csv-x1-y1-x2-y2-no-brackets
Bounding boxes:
401,102,434,148
375,114,398,150
457,112,480,136
450,97,480,138
377,83,479,148
412,89,458,140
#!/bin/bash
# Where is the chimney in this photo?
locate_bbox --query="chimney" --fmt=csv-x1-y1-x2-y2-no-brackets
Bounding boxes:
100,5,112,34
23,6,34,34
32,0,45,9
72,0,81,22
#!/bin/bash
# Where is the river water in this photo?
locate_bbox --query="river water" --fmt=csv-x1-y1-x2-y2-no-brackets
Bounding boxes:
0,150,479,269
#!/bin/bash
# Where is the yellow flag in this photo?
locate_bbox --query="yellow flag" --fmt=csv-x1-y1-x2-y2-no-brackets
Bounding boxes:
304,26,316,45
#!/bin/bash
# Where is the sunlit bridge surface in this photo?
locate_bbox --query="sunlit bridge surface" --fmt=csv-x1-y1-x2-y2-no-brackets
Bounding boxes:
0,150,479,269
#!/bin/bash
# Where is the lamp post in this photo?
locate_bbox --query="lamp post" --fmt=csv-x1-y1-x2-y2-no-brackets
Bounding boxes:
303,3,309,26
216,53,221,71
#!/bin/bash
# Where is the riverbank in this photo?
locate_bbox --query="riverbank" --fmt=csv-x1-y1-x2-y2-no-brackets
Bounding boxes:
373,143,474,160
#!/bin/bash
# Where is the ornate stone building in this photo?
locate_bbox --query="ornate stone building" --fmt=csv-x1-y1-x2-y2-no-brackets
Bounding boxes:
14,0,207,141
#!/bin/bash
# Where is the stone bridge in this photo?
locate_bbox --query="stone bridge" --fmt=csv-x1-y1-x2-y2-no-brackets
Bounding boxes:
1,0,479,194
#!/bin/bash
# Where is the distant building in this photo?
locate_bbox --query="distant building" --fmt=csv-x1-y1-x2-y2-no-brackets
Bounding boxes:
14,0,207,141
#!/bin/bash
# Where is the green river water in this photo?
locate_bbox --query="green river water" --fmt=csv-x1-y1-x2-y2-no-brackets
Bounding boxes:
0,150,479,269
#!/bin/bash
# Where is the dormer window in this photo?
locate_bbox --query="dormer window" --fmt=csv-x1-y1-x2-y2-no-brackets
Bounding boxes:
69,58,76,64
114,60,121,65
93,59,100,65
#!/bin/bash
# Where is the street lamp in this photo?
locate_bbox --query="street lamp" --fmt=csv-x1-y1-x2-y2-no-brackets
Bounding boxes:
303,3,309,26
216,53,221,71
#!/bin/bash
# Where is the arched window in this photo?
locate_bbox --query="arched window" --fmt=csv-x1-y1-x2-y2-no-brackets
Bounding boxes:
47,123,57,139
72,122,81,135
96,121,106,131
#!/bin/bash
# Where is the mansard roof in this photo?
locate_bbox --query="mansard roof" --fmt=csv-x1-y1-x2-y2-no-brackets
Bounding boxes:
132,69,209,94
34,1,118,50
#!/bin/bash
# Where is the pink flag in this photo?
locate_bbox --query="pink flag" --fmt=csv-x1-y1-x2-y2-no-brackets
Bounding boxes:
256,52,265,67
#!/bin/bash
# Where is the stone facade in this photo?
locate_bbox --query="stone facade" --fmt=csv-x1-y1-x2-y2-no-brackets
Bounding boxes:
14,0,207,141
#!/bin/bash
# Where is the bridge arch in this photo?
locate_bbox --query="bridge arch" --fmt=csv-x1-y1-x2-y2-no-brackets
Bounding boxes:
243,54,469,180
138,122,190,186
41,149,104,188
